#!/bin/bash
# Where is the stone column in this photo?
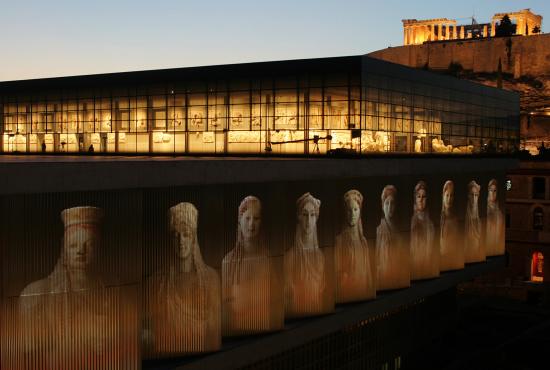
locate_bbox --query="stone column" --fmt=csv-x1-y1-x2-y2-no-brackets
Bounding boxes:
453,25,458,39
404,27,408,45
517,17,523,35
460,26,465,39
483,25,488,37
425,25,431,42
491,22,496,37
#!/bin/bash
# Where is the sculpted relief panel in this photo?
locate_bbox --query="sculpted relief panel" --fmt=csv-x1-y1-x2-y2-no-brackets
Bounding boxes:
222,196,284,336
0,174,506,365
7,207,139,370
144,203,221,358
376,185,410,290
335,190,376,303
284,193,334,318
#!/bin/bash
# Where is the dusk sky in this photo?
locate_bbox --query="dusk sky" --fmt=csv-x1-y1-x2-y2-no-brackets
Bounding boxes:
1,0,548,81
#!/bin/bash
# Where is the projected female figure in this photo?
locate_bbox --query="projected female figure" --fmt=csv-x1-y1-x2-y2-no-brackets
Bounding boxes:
486,179,505,256
334,189,375,303
17,206,137,369
144,202,220,357
439,180,464,271
222,196,283,336
410,181,438,280
285,193,333,318
464,181,484,263
376,185,410,290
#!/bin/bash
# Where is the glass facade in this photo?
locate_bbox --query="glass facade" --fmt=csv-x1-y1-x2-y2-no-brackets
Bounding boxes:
0,56,519,155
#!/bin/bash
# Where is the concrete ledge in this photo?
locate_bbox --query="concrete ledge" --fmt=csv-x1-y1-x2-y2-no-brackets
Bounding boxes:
0,156,517,195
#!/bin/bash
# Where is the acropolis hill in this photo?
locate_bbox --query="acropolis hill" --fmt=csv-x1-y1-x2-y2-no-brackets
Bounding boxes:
369,9,550,153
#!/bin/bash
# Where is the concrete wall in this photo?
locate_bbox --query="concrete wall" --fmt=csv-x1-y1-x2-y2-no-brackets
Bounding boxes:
369,34,550,78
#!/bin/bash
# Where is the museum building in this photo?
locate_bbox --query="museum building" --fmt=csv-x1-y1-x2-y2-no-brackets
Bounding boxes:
0,55,518,155
0,55,519,370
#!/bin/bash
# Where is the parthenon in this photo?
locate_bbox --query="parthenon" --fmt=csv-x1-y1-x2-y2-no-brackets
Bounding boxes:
403,9,542,45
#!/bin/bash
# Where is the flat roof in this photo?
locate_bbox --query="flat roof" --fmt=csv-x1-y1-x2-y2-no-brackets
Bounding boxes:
0,55,518,103
0,56,362,94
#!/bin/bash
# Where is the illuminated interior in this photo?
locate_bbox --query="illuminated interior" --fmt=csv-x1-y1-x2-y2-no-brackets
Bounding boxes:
0,57,519,155
531,251,544,282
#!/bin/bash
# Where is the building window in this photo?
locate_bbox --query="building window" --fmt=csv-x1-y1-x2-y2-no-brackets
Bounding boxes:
533,207,544,230
531,252,544,282
532,177,546,199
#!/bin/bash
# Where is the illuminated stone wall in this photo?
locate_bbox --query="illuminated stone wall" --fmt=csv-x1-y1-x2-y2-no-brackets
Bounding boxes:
369,33,550,78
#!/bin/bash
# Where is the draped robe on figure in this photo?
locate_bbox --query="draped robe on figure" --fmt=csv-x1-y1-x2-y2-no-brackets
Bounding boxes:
15,260,138,370
410,211,438,280
376,219,410,290
222,249,283,335
335,228,375,303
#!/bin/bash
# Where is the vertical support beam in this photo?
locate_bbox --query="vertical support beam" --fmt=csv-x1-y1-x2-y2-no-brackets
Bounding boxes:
517,17,523,35
460,26,465,39
0,101,3,153
483,25,488,38
424,25,429,42
453,24,458,39
491,22,496,37
437,24,442,41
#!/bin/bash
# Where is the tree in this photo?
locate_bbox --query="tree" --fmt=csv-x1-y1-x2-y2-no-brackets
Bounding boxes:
533,25,541,34
495,15,517,37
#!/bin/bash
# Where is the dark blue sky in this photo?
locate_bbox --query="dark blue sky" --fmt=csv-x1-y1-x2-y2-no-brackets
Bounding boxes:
0,0,547,81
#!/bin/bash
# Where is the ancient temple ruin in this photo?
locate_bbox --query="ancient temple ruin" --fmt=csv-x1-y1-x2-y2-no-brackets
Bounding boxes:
403,9,542,45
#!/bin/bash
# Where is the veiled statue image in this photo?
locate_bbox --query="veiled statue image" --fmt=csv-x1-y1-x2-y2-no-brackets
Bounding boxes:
486,179,505,256
15,206,138,370
376,185,410,291
222,196,284,336
410,181,439,280
464,181,485,263
439,180,464,271
285,193,334,318
144,202,221,357
334,189,375,303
